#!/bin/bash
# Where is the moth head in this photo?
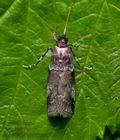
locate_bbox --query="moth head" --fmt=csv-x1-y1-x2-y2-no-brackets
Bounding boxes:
56,35,68,48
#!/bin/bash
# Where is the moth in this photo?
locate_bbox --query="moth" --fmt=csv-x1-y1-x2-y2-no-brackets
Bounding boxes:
47,34,75,118
23,6,80,118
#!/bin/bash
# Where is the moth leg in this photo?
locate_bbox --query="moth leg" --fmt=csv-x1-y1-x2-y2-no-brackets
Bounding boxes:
84,66,92,71
70,47,92,71
70,47,81,68
69,43,80,49
23,47,52,69
69,34,93,49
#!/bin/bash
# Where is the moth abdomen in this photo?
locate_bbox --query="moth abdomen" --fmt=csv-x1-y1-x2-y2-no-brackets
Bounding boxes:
47,70,75,118
47,95,74,118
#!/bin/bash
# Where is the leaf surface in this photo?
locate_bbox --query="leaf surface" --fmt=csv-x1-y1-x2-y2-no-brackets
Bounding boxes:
0,0,120,139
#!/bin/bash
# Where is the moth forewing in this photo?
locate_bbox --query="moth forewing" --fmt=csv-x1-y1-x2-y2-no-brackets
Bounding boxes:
47,35,75,118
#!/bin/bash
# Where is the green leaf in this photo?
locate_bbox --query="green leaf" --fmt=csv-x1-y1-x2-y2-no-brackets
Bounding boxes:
0,0,120,139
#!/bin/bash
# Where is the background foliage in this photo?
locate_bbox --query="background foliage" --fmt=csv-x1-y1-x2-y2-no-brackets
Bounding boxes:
0,0,120,139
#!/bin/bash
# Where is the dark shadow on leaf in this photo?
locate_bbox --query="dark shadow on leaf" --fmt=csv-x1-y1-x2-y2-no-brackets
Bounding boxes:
96,126,120,140
48,116,70,127
96,136,102,140
0,0,14,16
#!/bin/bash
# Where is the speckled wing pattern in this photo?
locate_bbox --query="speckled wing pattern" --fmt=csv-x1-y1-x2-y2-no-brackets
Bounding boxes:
47,69,75,118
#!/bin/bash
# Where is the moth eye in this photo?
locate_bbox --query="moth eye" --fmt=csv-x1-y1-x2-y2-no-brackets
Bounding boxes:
58,37,60,41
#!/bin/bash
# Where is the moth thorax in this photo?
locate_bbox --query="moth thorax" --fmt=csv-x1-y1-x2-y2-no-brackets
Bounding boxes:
57,35,68,48
56,47,68,56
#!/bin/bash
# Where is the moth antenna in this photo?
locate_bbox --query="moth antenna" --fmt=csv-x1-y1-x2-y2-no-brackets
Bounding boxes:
52,31,60,41
52,32,57,41
63,5,72,35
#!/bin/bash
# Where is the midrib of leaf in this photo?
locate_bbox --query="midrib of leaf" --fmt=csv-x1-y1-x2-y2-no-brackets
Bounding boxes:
104,2,120,123
75,1,109,139
106,3,120,77
0,0,30,138
75,0,106,103
0,71,22,136
22,0,41,87
13,105,28,138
